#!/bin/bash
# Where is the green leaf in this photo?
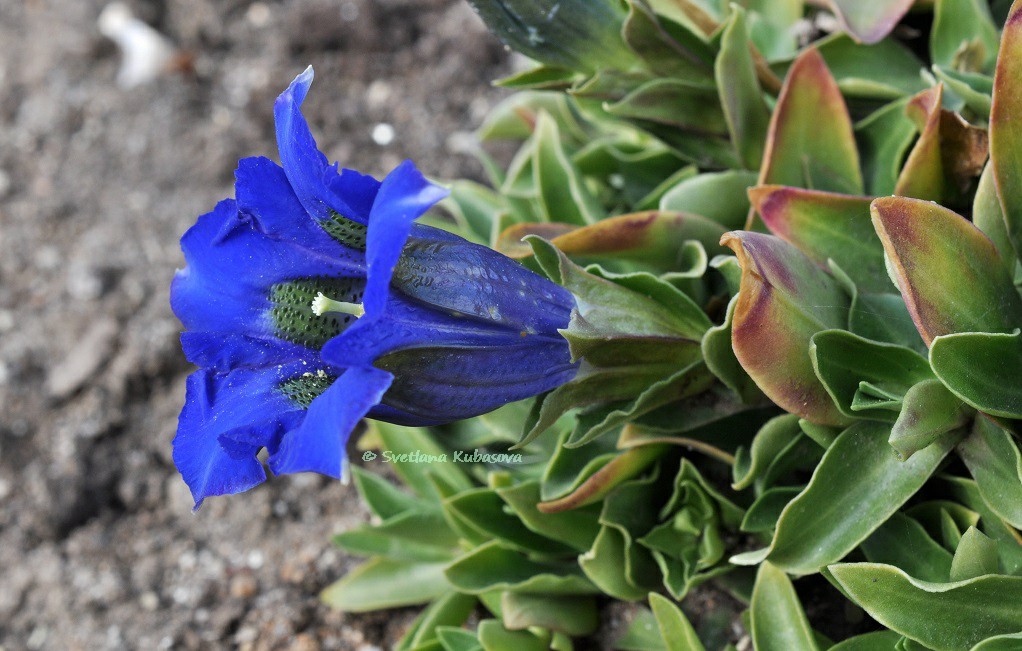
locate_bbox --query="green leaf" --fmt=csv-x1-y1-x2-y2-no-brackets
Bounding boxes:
970,633,1022,650
957,418,1022,529
810,330,933,422
497,480,601,552
889,379,971,461
467,0,637,73
732,414,801,490
642,461,744,599
498,211,726,276
437,627,483,651
732,421,956,575
940,476,1022,575
649,593,706,651
893,85,989,206
442,180,506,245
931,330,1022,418
931,0,1000,71
659,170,758,231
333,509,458,562
399,592,478,650
372,423,474,500
749,186,886,293
445,541,598,596
605,78,727,135
814,33,927,99
476,619,549,651
758,48,863,198
855,97,920,196
580,469,664,600
828,631,903,651
750,562,819,651
990,1,1022,264
721,232,851,425
321,558,450,612
742,487,802,534
615,607,667,651
443,488,576,556
621,0,715,82
701,295,764,403
950,527,1000,581
861,512,954,583
871,197,1022,346
350,465,427,520
533,112,605,224
974,163,1017,279
825,0,913,44
495,65,579,90
715,6,770,169
502,593,598,636
829,563,1022,650
932,66,993,117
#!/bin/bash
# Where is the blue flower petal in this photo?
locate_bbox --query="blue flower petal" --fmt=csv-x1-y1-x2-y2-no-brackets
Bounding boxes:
363,160,449,315
173,365,307,508
171,197,362,336
399,223,575,334
320,292,564,369
181,332,319,371
269,366,393,478
377,340,577,422
274,67,368,223
329,168,382,223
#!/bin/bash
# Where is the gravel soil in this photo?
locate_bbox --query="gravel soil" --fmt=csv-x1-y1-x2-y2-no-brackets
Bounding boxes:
0,1,510,648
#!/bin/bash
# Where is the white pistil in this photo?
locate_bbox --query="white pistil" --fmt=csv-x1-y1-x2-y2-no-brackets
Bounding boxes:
311,292,365,318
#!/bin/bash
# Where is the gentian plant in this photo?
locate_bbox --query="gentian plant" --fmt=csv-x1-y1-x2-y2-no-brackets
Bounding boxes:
172,0,1022,649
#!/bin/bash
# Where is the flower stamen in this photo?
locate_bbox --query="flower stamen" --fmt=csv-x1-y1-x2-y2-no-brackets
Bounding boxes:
311,292,365,318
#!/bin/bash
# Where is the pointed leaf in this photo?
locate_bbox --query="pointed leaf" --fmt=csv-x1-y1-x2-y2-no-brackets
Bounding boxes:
660,170,758,231
958,418,1022,529
974,163,1016,276
534,112,605,224
757,48,863,201
715,6,770,169
721,231,851,425
750,562,819,651
990,0,1022,264
889,379,971,461
931,0,1000,71
894,85,989,204
871,197,1022,345
444,541,598,595
825,0,913,44
497,210,726,268
750,186,885,292
649,593,706,651
321,558,450,612
950,527,999,581
855,97,919,196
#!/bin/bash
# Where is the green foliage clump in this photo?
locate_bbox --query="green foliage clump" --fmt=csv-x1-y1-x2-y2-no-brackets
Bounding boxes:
325,1,1022,648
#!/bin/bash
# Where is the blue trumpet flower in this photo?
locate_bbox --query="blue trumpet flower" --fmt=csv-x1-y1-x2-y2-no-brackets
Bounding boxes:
171,67,577,507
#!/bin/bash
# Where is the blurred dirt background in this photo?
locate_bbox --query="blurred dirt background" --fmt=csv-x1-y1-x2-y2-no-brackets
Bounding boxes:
0,0,513,648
